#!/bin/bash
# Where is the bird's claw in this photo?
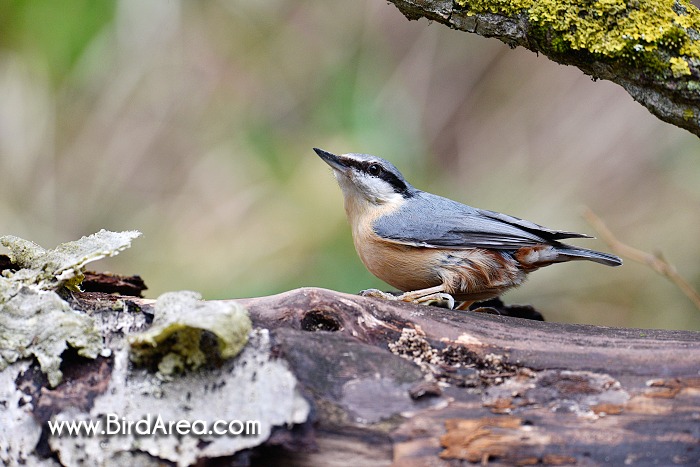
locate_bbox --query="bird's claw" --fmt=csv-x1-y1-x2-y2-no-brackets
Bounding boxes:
409,292,455,310
359,289,455,310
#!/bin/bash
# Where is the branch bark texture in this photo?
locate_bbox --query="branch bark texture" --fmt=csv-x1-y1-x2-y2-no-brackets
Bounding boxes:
387,0,700,137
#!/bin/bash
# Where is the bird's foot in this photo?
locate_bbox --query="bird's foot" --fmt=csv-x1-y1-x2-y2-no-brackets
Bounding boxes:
407,292,455,310
359,288,455,309
359,289,400,300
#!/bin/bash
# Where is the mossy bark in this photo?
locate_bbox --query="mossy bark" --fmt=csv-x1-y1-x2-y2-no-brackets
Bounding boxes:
387,0,700,137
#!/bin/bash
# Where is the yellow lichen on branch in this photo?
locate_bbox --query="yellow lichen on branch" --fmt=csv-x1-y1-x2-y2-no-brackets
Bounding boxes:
670,56,692,77
457,0,700,77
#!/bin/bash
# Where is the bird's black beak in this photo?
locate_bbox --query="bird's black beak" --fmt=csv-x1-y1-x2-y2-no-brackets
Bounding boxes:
313,148,349,174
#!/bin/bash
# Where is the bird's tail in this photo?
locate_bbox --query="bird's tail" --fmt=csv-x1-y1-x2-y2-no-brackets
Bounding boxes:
556,246,622,267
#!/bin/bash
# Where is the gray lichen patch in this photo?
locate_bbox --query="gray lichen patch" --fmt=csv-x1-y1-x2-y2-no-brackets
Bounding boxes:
128,291,252,375
0,230,142,387
1,230,141,291
0,287,103,387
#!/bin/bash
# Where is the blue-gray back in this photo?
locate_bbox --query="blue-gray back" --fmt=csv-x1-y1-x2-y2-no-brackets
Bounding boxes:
373,191,589,249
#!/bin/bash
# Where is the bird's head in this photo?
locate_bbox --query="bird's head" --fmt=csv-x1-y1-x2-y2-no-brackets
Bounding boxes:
314,148,414,206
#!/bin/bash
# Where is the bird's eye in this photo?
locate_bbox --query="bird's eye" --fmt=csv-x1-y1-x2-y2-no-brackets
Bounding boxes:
367,163,382,176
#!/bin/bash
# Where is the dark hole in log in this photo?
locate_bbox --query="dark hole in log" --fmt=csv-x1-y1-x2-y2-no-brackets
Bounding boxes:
0,254,16,272
300,309,342,332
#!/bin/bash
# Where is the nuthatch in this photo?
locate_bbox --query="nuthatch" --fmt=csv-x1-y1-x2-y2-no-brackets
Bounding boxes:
314,148,622,309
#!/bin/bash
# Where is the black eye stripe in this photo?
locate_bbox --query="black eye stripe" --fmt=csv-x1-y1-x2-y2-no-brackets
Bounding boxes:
341,157,413,197
343,158,365,172
379,171,409,193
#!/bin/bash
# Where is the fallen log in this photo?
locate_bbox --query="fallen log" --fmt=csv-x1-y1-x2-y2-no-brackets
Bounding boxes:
240,288,700,465
4,283,698,466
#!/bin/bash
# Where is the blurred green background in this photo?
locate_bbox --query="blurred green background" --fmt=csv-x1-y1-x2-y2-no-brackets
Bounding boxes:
1,0,699,330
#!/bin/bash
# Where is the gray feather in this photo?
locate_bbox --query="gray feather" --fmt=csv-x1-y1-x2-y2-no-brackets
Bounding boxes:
375,191,594,250
555,247,622,267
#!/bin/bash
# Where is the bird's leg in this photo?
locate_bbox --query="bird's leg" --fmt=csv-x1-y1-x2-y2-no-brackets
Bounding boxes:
360,285,455,310
360,285,456,309
399,285,455,310
454,300,474,311
413,293,455,309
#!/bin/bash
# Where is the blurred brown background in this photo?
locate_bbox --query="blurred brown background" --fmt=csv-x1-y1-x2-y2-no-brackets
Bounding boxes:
1,0,699,330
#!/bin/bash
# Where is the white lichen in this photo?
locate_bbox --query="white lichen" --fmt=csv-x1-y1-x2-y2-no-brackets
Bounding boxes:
0,361,47,466
1,229,141,290
51,330,309,467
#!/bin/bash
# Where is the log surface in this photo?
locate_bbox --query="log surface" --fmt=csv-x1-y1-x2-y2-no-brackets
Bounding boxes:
3,287,699,466
237,288,700,465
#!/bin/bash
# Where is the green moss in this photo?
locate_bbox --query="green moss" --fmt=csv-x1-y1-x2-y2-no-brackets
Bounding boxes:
658,26,687,52
462,0,533,14
620,41,671,74
683,108,696,119
457,0,700,77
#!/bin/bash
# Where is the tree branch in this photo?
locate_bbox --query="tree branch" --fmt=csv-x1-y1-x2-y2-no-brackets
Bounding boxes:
584,207,700,311
386,0,700,137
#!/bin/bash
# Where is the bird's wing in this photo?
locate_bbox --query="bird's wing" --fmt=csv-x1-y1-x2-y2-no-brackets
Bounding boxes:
373,191,590,250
